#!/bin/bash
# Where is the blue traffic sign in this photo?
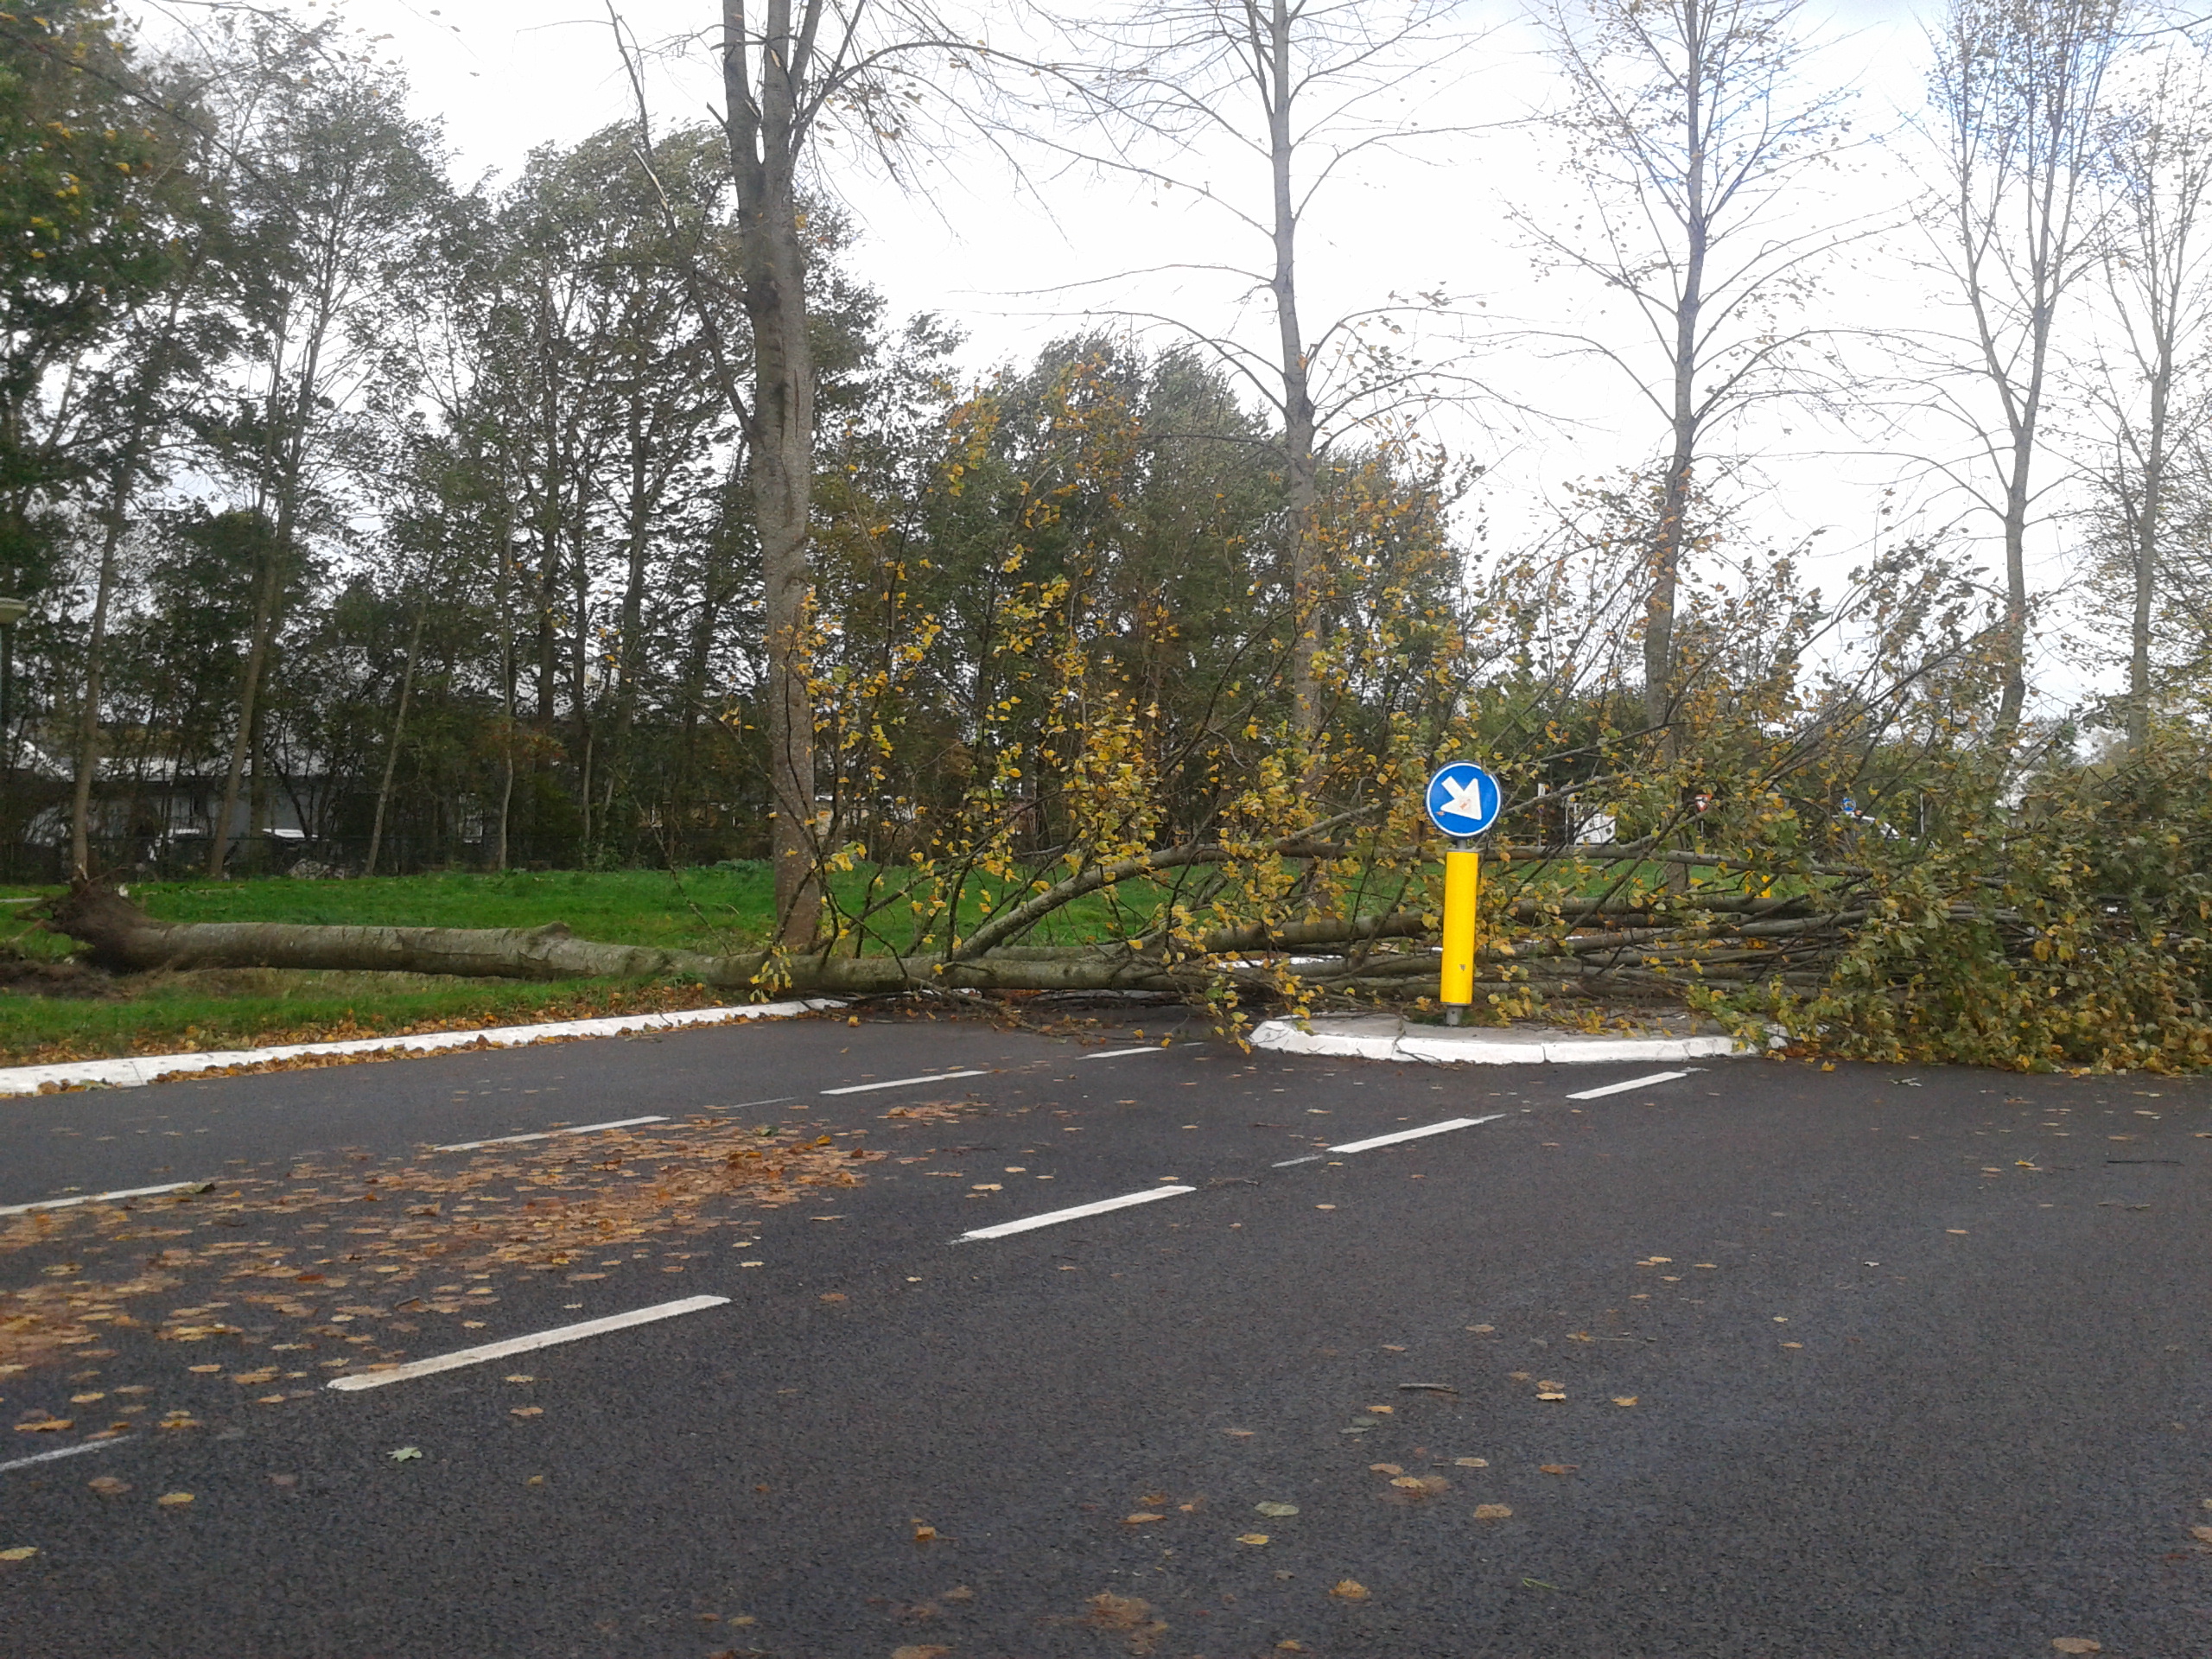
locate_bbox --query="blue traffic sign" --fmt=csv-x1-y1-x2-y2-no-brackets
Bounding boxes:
1425,761,1501,838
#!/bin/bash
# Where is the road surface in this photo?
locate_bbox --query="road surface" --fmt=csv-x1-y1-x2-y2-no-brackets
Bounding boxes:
0,1006,2206,1656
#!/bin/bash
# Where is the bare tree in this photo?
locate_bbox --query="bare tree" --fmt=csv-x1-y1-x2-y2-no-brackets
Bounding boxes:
1034,0,1481,747
2083,35,2212,749
1525,0,1854,738
1919,0,2128,740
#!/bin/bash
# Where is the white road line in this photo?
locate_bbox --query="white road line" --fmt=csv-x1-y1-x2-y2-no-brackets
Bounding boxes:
1328,1115,1504,1154
0,1438,119,1475
957,1185,1195,1242
1272,1154,1324,1167
1080,1046,1170,1060
1565,1070,1691,1101
327,1295,731,1391
434,1115,668,1153
0,1180,199,1217
820,1069,989,1096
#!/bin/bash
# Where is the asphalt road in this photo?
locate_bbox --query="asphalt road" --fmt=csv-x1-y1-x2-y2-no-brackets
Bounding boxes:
1,1007,2208,1657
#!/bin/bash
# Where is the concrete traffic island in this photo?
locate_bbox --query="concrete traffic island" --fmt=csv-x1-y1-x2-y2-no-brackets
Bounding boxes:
1249,1010,1749,1064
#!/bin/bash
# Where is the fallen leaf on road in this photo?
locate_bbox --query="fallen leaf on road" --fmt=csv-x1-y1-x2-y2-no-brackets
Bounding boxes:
12,1419,70,1433
0,1548,35,1560
1468,1325,1494,1333
156,1492,193,1507
504,1375,533,1384
1613,1396,1638,1407
68,1392,105,1404
232,1370,278,1384
1224,1429,1254,1438
2191,1525,2212,1544
1083,1592,1166,1648
1314,1205,1336,1211
1946,1229,1968,1236
1330,1579,1369,1600
187,1365,219,1374
1454,1458,1489,1467
1389,1476,1427,1490
1255,1502,1300,1517
1237,1533,1270,1545
1473,1503,1513,1520
2050,1641,2101,1654
1539,1464,1579,1476
1537,1392,1567,1402
892,1647,950,1659
387,1446,423,1461
1369,1463,1403,1475
510,1406,543,1419
88,1477,129,1497
818,1293,848,1303
912,1524,937,1542
1782,1342,1803,1350
1124,1512,1165,1524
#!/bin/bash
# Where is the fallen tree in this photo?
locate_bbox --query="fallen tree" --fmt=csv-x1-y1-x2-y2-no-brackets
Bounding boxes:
38,876,1860,1005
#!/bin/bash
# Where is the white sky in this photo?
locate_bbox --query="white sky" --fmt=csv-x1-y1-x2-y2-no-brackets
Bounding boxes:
130,0,2121,704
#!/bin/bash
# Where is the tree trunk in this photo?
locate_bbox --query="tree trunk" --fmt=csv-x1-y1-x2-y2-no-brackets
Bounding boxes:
1643,3,1708,739
207,540,283,877
365,600,427,878
70,464,131,878
1262,0,1321,747
725,0,821,947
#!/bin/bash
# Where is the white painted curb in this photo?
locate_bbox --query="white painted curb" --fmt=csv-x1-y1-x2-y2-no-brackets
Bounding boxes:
0,999,842,1098
1249,1015,1744,1065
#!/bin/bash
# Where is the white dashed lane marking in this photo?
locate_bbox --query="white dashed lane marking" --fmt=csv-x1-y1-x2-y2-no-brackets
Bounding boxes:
820,1069,989,1096
957,1185,1195,1242
434,1116,668,1153
1080,1046,1172,1060
1565,1070,1692,1101
0,1180,201,1217
0,1439,121,1477
327,1295,731,1391
1327,1115,1506,1154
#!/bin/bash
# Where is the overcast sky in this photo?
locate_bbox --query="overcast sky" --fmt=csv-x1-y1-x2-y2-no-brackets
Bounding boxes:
130,1,2114,701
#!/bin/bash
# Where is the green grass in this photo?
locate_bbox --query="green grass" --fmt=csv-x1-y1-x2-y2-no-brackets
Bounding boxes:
0,970,740,1066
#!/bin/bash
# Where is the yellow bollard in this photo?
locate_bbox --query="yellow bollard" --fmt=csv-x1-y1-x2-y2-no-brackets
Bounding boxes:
1440,847,1480,1018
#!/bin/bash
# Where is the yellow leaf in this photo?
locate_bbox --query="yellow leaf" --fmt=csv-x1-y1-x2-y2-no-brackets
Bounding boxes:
1330,1579,1369,1600
1453,1457,1489,1467
510,1406,543,1418
1368,1463,1403,1475
1473,1503,1513,1520
1123,1512,1165,1524
0,1548,35,1561
1613,1395,1639,1407
1236,1532,1270,1546
2050,1641,2101,1655
156,1492,194,1508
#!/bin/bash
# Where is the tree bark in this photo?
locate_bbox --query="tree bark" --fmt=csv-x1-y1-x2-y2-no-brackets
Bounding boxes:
1258,0,1321,747
365,600,426,878
724,0,822,947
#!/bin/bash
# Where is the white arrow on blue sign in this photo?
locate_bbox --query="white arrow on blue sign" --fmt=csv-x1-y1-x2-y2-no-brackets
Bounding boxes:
1425,761,1501,838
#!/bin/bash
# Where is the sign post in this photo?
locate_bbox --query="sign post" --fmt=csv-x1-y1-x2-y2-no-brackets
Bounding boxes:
1424,762,1501,1027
